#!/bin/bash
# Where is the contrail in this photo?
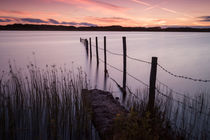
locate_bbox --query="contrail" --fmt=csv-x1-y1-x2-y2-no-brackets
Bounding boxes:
131,0,151,6
132,0,193,18
161,7,177,14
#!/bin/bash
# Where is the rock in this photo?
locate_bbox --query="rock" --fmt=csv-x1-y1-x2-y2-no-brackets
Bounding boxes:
82,89,128,140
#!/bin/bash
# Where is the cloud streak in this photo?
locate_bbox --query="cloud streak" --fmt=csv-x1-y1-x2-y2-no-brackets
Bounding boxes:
131,0,193,18
161,8,177,14
48,19,60,24
21,18,48,23
0,10,31,16
85,16,142,26
55,0,127,12
0,17,97,26
131,0,150,6
198,16,210,22
0,19,12,22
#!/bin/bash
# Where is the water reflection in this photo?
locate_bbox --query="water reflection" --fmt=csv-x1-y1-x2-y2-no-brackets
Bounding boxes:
94,64,99,89
103,72,107,90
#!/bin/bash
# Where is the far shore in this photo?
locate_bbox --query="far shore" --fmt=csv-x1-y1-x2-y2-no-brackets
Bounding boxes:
1,24,210,32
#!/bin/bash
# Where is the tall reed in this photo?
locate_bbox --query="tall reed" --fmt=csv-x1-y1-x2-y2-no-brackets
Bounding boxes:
0,63,100,140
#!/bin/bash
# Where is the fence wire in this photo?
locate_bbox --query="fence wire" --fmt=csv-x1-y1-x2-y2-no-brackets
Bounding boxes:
158,64,210,83
127,55,151,64
92,44,151,65
97,57,149,88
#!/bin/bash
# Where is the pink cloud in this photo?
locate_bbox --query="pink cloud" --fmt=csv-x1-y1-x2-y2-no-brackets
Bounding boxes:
54,0,128,12
0,10,31,16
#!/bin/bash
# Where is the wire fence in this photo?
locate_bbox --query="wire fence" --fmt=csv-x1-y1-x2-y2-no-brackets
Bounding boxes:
87,39,210,95
98,57,149,87
82,38,210,93
81,37,210,139
92,43,210,83
92,44,151,64
91,42,209,103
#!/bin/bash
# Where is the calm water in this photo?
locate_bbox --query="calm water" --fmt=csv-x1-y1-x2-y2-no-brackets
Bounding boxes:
0,31,210,98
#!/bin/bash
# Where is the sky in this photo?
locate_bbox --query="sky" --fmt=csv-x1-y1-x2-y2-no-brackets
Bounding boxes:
0,0,210,27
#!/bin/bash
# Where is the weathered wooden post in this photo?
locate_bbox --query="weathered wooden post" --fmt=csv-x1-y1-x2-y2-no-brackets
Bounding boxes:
85,39,88,55
95,37,99,65
89,37,92,58
122,37,127,91
148,57,158,113
104,36,107,74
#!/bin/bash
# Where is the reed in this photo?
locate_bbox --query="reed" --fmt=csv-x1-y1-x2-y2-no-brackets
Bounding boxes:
0,62,209,140
0,63,100,140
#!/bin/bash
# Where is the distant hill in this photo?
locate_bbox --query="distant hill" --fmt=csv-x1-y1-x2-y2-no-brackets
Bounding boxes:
0,24,210,32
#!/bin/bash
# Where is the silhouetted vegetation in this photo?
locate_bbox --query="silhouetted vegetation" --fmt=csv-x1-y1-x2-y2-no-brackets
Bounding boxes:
0,24,210,32
0,63,209,140
0,64,100,140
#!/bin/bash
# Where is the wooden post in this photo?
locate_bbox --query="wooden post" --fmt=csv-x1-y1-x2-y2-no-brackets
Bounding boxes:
148,57,158,112
96,37,99,65
122,37,127,91
104,36,107,74
89,38,92,58
85,39,88,55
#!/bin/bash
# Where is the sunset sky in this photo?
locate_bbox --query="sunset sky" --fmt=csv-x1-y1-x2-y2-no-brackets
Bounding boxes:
0,0,210,27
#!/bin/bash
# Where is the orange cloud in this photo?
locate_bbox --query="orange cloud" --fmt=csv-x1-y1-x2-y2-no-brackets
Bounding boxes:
85,16,142,26
152,19,167,25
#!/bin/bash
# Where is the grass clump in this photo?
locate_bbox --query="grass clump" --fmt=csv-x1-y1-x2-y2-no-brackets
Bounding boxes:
113,107,180,140
116,86,210,140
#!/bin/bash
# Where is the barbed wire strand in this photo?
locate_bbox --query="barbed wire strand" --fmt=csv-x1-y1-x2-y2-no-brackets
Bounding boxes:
158,64,210,83
92,44,151,64
127,55,151,64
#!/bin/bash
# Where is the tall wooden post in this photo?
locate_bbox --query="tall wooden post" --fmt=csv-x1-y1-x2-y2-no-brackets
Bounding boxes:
89,38,92,58
148,57,158,112
122,37,127,91
96,37,99,65
104,36,107,74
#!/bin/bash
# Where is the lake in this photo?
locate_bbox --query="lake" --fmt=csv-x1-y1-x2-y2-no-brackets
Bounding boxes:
0,31,210,98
